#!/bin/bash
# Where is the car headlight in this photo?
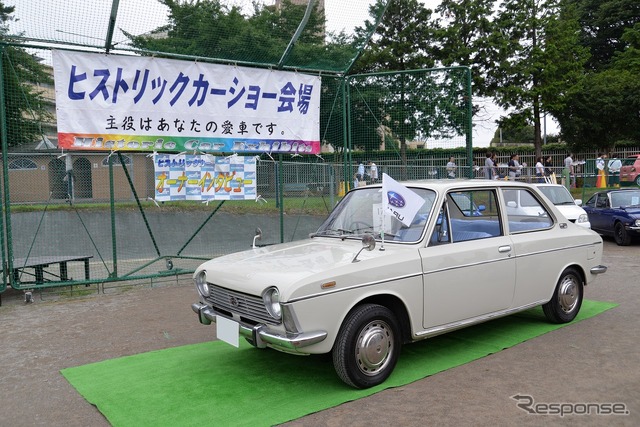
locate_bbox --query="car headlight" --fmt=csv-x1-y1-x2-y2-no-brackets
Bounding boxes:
194,271,210,297
635,219,640,227
262,287,282,320
576,214,589,223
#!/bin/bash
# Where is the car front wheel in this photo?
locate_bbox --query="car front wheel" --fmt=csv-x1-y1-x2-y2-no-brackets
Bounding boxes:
332,304,401,389
635,175,640,187
614,222,632,246
542,267,583,323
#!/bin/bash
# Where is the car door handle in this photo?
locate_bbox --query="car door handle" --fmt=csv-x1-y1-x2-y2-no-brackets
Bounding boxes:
498,245,512,253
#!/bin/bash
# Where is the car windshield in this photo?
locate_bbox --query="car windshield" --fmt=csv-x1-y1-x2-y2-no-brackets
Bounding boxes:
610,191,640,208
315,186,436,242
538,186,575,205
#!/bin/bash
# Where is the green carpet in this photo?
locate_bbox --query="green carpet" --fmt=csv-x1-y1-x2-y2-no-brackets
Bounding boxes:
61,300,616,427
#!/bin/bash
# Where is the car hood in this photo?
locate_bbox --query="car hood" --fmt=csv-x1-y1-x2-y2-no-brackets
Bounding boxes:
195,238,420,301
555,204,588,221
621,206,640,217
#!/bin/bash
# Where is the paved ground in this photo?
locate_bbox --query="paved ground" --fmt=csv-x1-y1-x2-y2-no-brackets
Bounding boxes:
0,239,637,426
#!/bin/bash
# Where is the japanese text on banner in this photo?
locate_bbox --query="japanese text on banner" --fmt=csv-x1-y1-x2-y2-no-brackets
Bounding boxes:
154,154,257,201
53,50,321,154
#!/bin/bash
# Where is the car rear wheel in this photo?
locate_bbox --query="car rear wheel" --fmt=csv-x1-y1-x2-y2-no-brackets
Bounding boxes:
542,267,583,324
635,175,640,187
332,304,401,389
614,222,631,246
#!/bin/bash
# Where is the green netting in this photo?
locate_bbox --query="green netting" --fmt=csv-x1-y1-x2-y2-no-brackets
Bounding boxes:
0,1,477,294
6,0,387,74
346,67,473,183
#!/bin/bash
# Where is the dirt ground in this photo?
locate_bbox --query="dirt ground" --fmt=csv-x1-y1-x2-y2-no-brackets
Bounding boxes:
0,239,638,426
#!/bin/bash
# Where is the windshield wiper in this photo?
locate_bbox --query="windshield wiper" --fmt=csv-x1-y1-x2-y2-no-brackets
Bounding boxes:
313,228,354,237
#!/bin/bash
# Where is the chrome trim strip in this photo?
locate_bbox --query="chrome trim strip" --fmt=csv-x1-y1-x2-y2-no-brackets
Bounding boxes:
191,302,327,351
416,300,548,338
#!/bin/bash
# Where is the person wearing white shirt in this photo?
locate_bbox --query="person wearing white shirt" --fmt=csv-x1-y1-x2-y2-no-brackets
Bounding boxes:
368,161,378,183
446,156,456,179
535,157,545,183
608,154,622,188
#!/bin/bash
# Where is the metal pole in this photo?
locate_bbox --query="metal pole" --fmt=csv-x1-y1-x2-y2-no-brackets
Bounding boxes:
464,67,473,179
104,0,120,53
0,46,15,290
109,155,118,277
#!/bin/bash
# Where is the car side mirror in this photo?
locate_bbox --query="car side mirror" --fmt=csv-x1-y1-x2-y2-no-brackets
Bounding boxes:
507,201,517,208
252,227,262,249
352,234,375,263
574,199,582,206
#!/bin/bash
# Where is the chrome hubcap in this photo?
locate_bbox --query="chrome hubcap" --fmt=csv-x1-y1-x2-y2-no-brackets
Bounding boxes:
558,275,579,313
355,320,394,376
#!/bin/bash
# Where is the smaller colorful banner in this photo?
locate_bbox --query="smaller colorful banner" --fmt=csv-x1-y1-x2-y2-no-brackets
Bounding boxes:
154,154,257,202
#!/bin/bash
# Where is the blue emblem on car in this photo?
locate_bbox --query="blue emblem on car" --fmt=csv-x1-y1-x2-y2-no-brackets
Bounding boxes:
387,191,405,208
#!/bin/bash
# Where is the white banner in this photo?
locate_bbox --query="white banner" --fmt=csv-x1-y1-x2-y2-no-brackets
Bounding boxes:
53,50,321,154
154,154,257,201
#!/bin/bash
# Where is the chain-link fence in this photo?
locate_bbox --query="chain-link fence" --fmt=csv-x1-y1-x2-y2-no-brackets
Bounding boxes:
0,1,477,296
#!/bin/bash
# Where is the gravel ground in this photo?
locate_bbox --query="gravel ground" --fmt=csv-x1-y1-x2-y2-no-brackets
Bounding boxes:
0,239,638,426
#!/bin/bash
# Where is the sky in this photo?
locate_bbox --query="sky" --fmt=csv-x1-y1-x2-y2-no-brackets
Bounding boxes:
6,0,559,148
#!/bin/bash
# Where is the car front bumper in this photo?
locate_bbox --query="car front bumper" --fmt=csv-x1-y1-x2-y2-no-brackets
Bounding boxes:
191,302,327,352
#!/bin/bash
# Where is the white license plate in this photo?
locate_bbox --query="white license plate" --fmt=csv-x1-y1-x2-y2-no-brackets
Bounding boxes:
216,316,240,348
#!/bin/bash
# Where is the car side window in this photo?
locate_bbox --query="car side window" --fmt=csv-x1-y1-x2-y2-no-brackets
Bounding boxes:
596,194,609,208
430,190,502,245
503,188,553,232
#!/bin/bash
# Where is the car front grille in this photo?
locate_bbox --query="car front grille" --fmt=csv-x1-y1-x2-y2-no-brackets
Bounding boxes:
205,284,277,325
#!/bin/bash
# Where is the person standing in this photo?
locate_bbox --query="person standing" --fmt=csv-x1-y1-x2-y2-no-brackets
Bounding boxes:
563,153,574,190
596,153,608,188
491,153,499,179
357,161,365,181
484,152,493,180
446,156,456,179
368,161,378,183
544,155,553,176
535,157,545,183
608,154,622,188
508,154,523,180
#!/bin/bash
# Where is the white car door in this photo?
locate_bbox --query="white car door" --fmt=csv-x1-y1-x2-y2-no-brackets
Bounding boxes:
500,188,568,307
420,189,516,329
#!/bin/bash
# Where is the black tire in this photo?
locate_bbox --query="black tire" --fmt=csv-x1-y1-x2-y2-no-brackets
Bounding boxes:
332,304,401,389
542,267,583,324
636,175,640,187
614,222,631,246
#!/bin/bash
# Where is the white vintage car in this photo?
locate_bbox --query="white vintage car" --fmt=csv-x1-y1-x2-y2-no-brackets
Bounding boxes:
192,179,607,388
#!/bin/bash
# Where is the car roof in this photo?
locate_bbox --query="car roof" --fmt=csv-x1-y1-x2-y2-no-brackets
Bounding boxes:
365,179,539,191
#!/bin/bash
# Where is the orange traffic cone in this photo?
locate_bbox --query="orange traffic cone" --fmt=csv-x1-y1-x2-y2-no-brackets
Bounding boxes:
596,170,607,188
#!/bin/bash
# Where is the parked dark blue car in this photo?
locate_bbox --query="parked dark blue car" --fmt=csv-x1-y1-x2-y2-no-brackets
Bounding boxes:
583,189,640,245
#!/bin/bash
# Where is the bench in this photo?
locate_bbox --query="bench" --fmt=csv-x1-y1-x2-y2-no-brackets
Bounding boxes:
10,255,92,285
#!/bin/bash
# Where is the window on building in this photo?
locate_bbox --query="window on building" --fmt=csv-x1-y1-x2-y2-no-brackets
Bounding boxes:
8,158,37,170
101,154,132,167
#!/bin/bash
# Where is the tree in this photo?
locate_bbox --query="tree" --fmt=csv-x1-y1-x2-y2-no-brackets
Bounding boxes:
125,0,352,71
433,0,497,96
0,1,53,149
485,0,588,158
350,0,439,177
570,0,640,71
555,23,640,149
